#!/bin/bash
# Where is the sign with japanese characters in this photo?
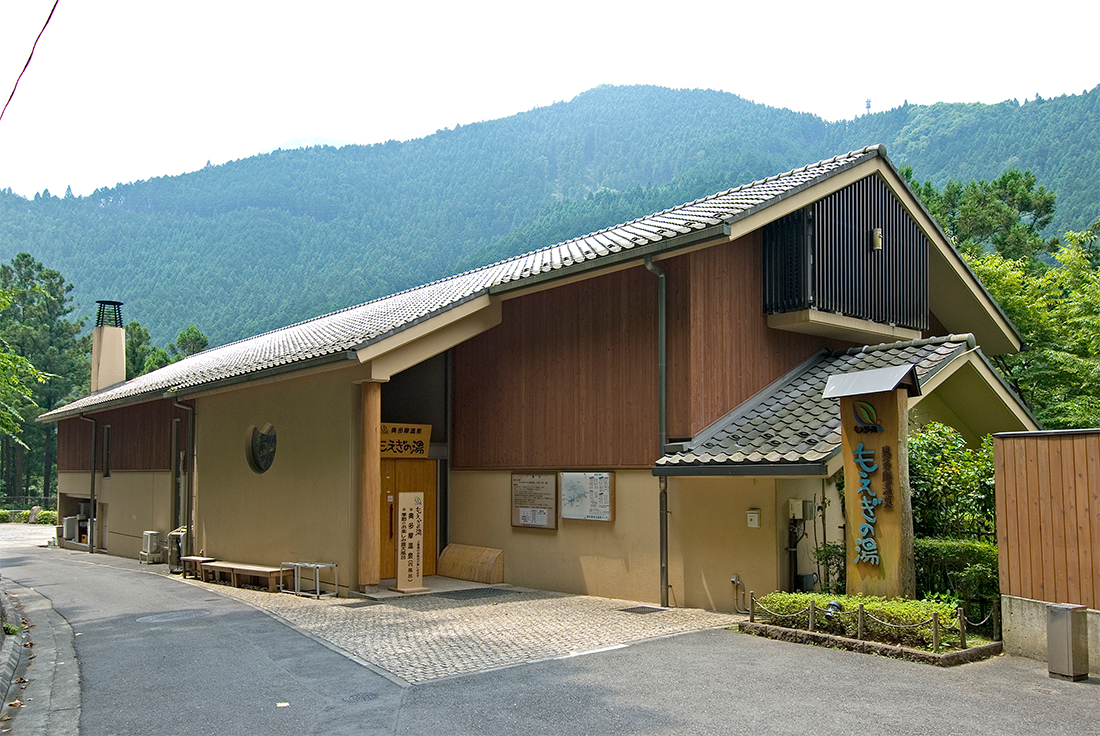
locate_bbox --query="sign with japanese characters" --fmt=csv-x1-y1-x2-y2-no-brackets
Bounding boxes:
511,474,558,529
560,472,615,522
380,423,431,458
840,391,914,598
390,491,429,593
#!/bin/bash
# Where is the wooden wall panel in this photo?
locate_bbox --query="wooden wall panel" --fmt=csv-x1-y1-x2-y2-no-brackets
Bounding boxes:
452,266,658,469
996,432,1100,609
56,399,191,472
684,232,854,437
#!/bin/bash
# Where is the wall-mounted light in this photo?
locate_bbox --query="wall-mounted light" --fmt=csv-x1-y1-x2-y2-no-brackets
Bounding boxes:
872,227,883,251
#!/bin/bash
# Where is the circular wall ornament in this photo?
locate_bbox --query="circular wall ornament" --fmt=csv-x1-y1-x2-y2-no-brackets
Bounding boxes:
247,423,277,473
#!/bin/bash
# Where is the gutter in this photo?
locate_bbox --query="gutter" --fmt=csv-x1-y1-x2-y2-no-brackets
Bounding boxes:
171,398,196,557
644,256,670,608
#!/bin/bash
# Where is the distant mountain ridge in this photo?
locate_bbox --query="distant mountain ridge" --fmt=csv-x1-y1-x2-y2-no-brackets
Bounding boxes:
1,84,1097,345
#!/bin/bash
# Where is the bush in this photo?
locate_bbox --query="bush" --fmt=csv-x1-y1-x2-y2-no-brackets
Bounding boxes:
915,537,999,601
14,511,29,523
756,591,959,650
909,423,996,537
0,510,9,523
35,510,57,525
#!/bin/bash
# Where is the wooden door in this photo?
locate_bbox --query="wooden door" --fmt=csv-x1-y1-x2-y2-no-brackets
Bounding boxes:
379,458,437,579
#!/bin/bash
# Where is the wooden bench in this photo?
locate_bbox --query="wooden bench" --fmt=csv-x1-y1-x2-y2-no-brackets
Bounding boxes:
200,561,291,592
181,555,216,580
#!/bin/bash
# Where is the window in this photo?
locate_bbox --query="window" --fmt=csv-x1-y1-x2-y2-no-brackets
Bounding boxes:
247,424,277,473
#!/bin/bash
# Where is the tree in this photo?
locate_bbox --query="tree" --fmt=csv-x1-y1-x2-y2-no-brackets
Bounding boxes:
125,321,153,380
908,423,996,538
901,165,1057,261
168,325,208,358
0,290,48,442
0,253,85,503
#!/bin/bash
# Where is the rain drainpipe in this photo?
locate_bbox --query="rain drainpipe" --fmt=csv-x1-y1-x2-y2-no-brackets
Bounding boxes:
78,413,97,554
644,257,669,608
172,398,195,557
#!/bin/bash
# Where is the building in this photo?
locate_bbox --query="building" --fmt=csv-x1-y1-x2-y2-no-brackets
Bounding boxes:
39,145,1037,610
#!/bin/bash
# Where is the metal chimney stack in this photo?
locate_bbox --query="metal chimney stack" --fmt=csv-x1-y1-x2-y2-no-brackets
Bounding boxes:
91,300,126,392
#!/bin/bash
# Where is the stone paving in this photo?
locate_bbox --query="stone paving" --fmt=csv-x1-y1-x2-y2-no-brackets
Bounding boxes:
187,580,745,684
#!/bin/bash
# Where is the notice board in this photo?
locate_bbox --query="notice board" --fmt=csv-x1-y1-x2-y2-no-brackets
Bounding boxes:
511,473,558,529
560,472,615,521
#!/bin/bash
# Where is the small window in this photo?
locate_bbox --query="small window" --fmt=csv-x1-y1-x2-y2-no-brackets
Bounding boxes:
247,424,277,473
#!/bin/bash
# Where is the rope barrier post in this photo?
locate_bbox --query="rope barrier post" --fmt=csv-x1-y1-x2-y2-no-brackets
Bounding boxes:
808,600,816,632
749,592,755,623
993,599,1001,642
857,603,865,641
932,610,940,653
958,606,967,650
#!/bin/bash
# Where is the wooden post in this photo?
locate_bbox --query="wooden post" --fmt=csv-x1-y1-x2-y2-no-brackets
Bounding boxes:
857,604,865,640
958,606,968,649
359,382,382,589
808,600,816,632
932,610,940,653
993,600,1002,642
749,592,755,623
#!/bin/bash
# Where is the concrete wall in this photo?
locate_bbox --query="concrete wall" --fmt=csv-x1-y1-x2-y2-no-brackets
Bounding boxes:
57,470,173,558
193,364,370,593
1002,594,1100,675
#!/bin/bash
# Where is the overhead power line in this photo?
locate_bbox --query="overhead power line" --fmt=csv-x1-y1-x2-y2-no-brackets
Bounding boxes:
0,1,61,125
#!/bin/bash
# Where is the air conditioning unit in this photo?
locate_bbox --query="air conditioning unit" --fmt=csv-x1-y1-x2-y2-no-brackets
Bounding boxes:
139,531,163,564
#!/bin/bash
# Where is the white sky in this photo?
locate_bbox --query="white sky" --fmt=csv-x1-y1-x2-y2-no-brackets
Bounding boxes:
1,1,1096,199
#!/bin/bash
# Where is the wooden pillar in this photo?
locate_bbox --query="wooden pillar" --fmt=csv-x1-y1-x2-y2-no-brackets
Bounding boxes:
359,382,382,588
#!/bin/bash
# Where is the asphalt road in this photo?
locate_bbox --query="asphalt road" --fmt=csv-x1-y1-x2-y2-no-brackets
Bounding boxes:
3,526,1100,735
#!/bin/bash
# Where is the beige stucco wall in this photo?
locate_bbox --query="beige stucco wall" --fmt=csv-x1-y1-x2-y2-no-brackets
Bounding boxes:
58,470,173,558
193,365,369,593
449,470,661,602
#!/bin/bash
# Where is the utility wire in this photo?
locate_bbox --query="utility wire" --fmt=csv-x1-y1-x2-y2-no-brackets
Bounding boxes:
0,1,61,124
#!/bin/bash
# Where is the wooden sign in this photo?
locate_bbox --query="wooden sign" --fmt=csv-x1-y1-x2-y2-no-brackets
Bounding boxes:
380,423,431,458
511,474,558,529
560,472,615,521
390,491,429,593
840,390,915,598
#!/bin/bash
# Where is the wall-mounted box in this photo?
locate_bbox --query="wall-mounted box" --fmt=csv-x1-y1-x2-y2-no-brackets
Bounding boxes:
747,508,760,528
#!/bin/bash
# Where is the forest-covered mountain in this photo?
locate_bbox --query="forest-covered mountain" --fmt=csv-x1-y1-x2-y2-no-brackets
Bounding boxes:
1,84,1097,345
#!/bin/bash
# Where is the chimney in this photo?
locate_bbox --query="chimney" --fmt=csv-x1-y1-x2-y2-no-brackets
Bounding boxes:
91,300,126,392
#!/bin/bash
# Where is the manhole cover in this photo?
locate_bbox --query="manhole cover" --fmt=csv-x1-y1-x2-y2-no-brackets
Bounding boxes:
343,692,378,702
432,588,518,601
136,610,210,624
619,606,666,614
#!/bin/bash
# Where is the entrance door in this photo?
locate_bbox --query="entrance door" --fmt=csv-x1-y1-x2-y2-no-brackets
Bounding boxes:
379,458,437,579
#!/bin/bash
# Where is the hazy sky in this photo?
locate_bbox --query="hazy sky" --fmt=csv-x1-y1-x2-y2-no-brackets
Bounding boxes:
1,1,1096,199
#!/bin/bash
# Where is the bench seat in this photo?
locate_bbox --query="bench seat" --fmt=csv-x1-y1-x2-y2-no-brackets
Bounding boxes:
201,561,291,592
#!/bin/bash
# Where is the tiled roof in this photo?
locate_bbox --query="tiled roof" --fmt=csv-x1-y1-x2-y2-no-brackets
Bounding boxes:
656,335,978,472
40,146,885,422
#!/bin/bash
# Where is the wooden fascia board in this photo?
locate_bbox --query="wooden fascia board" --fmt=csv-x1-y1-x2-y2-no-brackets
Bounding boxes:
359,295,502,381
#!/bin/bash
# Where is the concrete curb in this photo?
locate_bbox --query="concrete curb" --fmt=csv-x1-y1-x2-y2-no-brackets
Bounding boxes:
0,588,23,704
739,621,1004,666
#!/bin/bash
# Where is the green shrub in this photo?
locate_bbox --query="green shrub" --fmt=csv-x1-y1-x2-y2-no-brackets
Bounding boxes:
2,622,19,636
909,423,996,537
35,510,57,525
915,537,999,601
756,591,958,649
0,510,9,523
14,511,29,523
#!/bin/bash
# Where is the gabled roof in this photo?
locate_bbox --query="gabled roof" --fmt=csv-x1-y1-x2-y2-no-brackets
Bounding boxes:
39,145,1016,422
654,334,1035,476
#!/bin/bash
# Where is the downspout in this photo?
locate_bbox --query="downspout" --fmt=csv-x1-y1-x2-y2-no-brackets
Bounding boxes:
172,398,195,557
78,413,97,554
644,257,669,607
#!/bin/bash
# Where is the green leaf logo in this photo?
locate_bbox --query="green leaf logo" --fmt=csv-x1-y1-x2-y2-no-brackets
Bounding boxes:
854,401,883,432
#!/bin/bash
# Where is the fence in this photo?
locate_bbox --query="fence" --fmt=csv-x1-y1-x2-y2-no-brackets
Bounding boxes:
0,495,55,511
994,430,1100,609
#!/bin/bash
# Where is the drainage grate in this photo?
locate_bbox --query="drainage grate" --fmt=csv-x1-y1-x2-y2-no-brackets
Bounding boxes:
343,692,378,703
619,606,666,614
339,600,380,608
136,610,210,623
431,588,518,601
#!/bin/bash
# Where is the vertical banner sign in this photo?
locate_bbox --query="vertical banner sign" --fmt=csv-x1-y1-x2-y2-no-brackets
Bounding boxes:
390,491,429,593
840,390,915,598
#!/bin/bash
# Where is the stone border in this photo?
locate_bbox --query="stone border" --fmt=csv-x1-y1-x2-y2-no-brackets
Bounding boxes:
739,621,1003,666
0,588,24,704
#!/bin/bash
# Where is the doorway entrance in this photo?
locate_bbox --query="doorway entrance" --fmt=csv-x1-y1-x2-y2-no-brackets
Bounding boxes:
379,458,437,579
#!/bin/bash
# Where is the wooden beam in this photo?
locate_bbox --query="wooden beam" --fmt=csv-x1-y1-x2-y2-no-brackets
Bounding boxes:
360,382,382,588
